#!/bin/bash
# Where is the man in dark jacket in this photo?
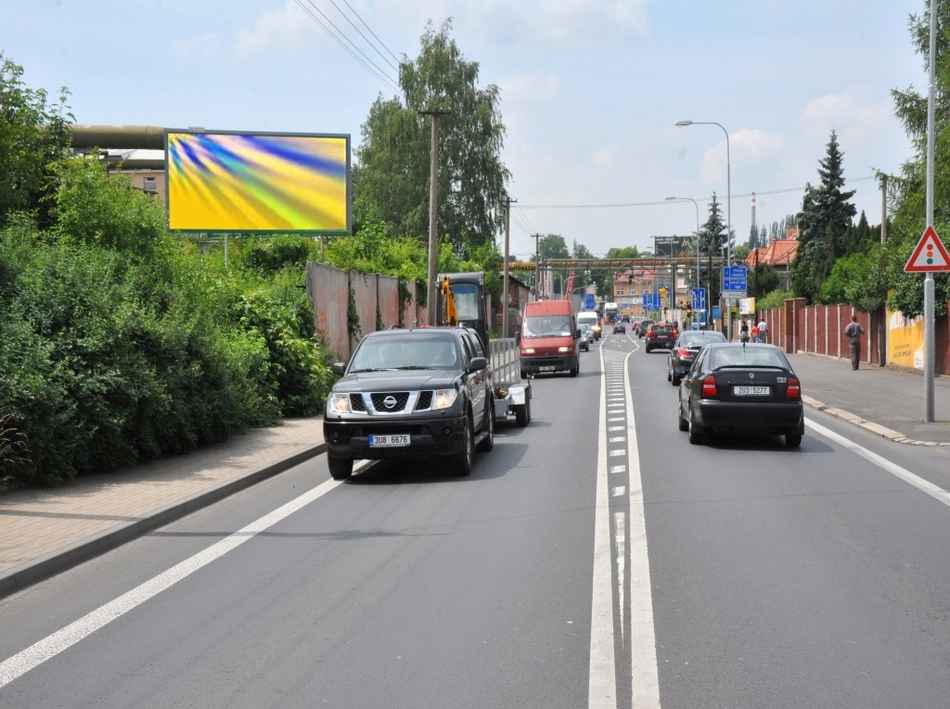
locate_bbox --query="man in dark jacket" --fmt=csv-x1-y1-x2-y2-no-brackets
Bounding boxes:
845,315,865,370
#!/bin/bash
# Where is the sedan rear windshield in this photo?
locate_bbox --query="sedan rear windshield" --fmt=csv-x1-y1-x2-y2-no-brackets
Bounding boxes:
708,346,790,370
524,315,573,338
651,326,671,335
350,336,459,372
680,332,727,347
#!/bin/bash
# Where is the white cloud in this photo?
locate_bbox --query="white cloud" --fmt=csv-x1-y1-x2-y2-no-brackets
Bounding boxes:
592,147,613,167
499,72,560,103
702,128,784,184
171,32,223,62
801,91,889,144
236,1,310,56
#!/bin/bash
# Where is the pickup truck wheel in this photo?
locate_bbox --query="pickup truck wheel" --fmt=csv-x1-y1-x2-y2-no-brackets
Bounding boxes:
515,397,531,427
455,414,474,476
328,455,353,480
477,403,494,452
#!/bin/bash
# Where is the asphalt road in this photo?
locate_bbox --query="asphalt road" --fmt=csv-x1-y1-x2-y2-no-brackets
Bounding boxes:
1,330,950,708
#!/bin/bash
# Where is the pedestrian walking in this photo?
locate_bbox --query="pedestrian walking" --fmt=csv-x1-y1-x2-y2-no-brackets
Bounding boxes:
757,318,768,343
739,320,750,343
751,323,760,342
844,315,865,370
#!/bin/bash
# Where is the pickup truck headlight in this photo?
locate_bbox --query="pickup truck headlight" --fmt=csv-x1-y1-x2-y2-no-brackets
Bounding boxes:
522,347,536,355
432,388,458,410
558,346,571,353
327,393,351,416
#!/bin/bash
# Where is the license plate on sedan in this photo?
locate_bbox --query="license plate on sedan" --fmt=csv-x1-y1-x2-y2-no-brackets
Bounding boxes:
368,434,410,448
733,385,771,396
540,365,557,372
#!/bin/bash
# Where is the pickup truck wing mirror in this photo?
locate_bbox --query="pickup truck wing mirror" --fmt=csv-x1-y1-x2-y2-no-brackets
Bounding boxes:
468,356,487,373
331,362,346,376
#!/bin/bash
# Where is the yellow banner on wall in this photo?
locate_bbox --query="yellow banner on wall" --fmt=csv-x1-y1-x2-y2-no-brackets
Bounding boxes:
887,307,925,369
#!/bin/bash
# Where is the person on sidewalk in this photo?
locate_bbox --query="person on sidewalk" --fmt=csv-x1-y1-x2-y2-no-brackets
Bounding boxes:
751,322,760,342
757,318,768,343
739,320,750,343
845,315,865,370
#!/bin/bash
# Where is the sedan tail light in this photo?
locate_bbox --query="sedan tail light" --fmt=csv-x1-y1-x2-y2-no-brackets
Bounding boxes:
675,347,691,359
702,374,718,398
786,376,801,400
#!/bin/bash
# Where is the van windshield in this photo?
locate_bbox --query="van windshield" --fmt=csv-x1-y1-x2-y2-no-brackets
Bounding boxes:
524,315,573,338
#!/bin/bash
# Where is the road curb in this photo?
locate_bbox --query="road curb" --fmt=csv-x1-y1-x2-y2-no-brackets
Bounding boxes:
801,395,950,448
0,442,327,601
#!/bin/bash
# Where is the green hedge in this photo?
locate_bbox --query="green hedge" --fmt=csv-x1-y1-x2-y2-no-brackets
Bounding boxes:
0,160,333,485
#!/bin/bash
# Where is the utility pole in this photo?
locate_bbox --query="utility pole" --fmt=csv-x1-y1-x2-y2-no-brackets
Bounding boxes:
531,233,544,298
879,173,888,366
924,0,937,422
422,109,448,326
502,195,516,337
880,174,888,244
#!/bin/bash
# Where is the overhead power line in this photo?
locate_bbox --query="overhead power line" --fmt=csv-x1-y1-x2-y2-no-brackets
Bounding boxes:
294,0,399,91
513,175,878,210
326,0,399,72
338,0,402,67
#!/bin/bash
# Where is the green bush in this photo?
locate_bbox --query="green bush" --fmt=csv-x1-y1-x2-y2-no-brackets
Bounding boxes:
0,159,334,484
758,289,794,311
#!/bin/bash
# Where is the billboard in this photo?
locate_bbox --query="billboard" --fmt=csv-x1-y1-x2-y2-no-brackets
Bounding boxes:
652,235,694,258
165,130,351,233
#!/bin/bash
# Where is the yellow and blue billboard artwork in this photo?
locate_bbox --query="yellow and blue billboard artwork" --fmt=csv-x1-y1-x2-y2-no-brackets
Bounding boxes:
166,131,349,233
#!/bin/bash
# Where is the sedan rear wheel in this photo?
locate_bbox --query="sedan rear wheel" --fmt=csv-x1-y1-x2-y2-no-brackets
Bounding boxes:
688,405,705,445
678,401,689,432
785,431,802,449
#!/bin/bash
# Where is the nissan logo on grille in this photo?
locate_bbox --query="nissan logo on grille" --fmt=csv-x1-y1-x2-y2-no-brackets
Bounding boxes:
383,395,398,409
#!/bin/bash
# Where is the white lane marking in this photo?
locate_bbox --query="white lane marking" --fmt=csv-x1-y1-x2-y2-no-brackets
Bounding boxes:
624,350,662,709
0,462,368,689
608,417,624,423
613,486,626,497
609,436,626,443
610,465,627,474
608,426,624,432
614,510,626,643
609,449,625,457
589,340,618,708
806,418,950,508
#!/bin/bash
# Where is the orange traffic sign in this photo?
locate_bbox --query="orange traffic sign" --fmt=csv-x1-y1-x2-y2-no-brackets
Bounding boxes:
905,225,950,272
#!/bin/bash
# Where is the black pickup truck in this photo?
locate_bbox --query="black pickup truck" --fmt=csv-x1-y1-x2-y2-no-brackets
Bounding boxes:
323,327,495,480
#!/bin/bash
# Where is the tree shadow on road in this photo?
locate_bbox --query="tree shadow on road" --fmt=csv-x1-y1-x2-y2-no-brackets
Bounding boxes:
346,442,529,485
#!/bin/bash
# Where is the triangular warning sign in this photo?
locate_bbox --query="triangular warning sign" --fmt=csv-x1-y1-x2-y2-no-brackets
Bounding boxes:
905,225,950,273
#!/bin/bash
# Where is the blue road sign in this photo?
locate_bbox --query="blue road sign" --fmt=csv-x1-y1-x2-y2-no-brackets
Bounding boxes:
711,305,722,320
723,265,748,294
642,290,651,309
691,287,706,312
584,293,595,310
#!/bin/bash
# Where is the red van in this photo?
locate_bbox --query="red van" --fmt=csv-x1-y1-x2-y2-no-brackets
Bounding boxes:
519,300,580,378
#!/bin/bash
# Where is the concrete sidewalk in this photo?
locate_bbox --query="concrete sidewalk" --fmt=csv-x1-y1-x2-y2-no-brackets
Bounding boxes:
0,417,325,598
789,354,950,444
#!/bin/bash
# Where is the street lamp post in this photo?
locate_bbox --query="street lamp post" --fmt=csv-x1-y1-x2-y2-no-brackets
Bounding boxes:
677,119,732,337
666,196,701,291
675,120,732,266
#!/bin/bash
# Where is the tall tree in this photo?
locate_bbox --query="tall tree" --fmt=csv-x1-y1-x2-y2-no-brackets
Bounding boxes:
790,131,856,301
700,193,727,303
0,55,73,227
885,0,950,317
354,21,510,252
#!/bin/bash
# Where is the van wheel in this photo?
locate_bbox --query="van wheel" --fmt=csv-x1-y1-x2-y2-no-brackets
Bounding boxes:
328,455,353,480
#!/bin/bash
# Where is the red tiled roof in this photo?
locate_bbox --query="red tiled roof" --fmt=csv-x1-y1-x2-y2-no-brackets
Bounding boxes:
745,239,799,268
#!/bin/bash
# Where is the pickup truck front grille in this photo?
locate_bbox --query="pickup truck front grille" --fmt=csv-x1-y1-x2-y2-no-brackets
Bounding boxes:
370,392,410,413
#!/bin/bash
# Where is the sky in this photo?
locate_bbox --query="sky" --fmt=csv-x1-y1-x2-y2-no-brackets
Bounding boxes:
2,0,927,260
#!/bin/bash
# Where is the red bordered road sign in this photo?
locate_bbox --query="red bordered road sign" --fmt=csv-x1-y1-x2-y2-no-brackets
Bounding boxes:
905,225,950,273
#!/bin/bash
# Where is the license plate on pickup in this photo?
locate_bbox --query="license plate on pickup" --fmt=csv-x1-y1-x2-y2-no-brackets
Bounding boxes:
733,385,770,396
368,434,410,448
540,365,557,372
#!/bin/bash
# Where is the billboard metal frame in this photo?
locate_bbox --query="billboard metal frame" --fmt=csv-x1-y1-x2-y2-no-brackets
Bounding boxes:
164,128,352,235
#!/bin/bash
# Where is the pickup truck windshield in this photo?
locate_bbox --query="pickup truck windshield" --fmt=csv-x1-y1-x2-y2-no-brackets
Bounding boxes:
524,315,573,338
350,336,459,372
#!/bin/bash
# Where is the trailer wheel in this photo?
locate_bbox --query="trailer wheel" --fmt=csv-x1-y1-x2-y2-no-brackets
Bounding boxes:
515,397,531,427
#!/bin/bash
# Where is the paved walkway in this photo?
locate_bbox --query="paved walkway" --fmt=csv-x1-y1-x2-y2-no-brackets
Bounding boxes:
789,354,950,443
0,418,324,580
